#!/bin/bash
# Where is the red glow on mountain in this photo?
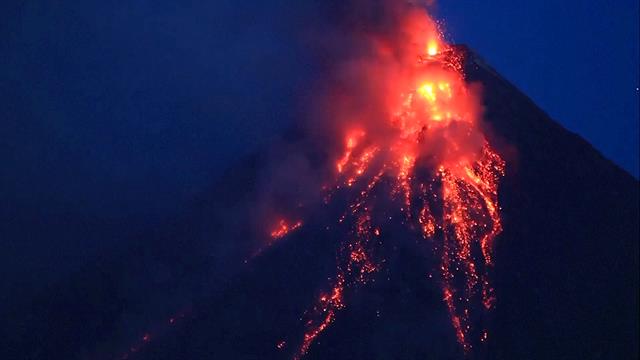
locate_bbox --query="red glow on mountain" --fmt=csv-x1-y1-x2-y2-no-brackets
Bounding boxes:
270,219,303,240
282,5,506,358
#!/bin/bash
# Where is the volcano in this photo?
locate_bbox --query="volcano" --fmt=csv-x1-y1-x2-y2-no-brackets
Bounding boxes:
3,14,639,360
107,45,635,360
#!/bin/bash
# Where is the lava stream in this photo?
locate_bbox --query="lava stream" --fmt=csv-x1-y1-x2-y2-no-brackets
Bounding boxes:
278,5,506,358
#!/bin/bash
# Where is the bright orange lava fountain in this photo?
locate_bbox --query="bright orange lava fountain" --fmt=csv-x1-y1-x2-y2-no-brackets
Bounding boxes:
271,7,505,359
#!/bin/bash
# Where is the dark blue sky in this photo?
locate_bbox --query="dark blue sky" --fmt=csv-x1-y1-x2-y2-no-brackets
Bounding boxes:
1,1,638,287
437,1,639,178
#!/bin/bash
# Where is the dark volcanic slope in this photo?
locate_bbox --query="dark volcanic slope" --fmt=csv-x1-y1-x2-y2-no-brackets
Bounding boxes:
464,46,639,359
4,47,638,360
140,47,639,360
0,152,271,360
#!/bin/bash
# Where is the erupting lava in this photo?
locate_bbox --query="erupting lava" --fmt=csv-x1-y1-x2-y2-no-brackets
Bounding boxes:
268,4,505,359
270,219,303,240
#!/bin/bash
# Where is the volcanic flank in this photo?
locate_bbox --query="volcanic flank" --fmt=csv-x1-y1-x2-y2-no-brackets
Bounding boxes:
2,4,638,360
123,45,638,360
132,7,637,360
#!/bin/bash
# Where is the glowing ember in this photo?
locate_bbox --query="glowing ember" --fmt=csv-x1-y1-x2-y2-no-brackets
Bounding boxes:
117,310,189,360
280,4,504,358
270,219,303,240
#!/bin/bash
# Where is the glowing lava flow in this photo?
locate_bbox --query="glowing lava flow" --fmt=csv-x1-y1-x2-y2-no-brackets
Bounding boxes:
288,6,505,359
271,219,303,240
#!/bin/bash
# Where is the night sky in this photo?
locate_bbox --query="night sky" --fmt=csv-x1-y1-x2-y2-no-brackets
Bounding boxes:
1,1,638,291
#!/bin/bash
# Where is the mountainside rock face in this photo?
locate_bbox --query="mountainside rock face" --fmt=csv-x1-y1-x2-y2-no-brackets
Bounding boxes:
137,47,639,360
464,46,639,359
3,47,637,360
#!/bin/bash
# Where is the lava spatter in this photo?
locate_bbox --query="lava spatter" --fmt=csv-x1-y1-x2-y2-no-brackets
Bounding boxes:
270,219,303,240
